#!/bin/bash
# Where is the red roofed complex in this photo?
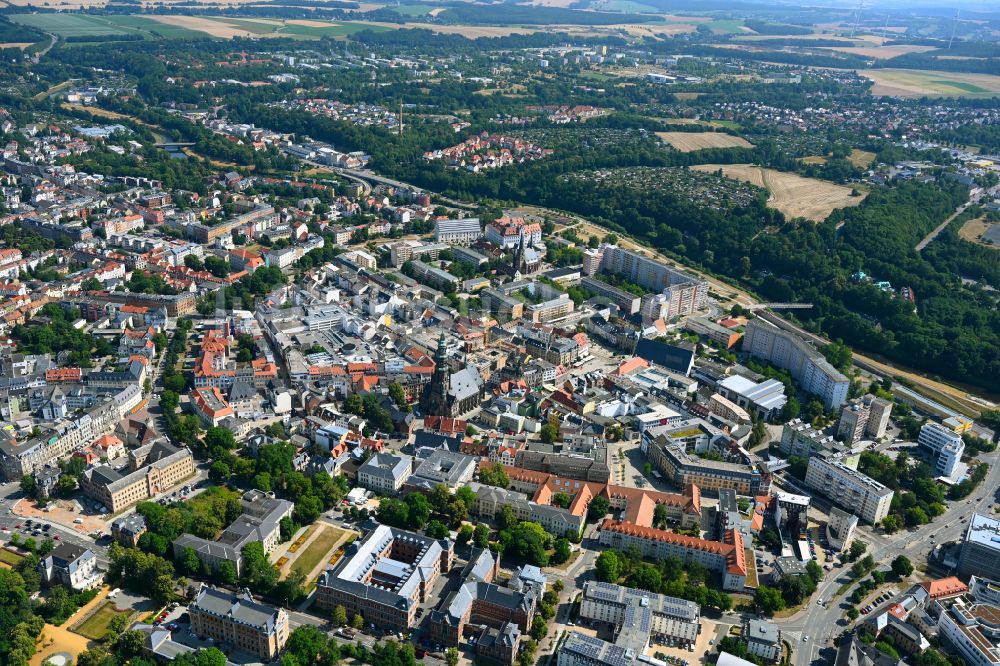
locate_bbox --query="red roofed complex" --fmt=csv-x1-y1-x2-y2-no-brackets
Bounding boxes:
919,577,968,601
598,519,748,591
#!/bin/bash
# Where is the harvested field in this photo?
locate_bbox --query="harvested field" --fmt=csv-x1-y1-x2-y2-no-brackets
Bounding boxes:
822,44,935,59
354,20,540,36
0,42,34,49
861,69,1000,98
673,92,704,100
801,156,827,164
692,164,865,222
657,131,753,152
146,15,261,38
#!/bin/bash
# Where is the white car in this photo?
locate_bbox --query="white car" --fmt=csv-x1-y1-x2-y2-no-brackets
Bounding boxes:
803,636,809,642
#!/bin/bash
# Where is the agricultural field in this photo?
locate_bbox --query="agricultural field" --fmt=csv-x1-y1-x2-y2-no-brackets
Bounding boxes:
848,149,876,168
9,13,206,39
692,164,866,222
820,44,936,59
656,131,754,152
861,69,1000,98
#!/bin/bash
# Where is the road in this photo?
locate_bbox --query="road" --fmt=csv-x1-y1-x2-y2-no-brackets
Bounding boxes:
781,446,1000,666
33,33,58,63
915,203,967,252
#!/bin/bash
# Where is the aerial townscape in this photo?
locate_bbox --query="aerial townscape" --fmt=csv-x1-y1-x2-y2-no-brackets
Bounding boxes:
1,2,1000,666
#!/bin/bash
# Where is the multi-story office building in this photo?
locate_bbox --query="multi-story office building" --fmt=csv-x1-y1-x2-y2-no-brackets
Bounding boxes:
434,218,482,245
80,441,194,513
560,581,701,666
315,525,454,631
579,581,700,646
644,427,770,496
599,520,747,591
684,316,742,350
468,482,585,539
743,619,782,662
357,453,412,495
958,514,1000,581
173,490,293,577
918,422,965,478
189,584,288,661
743,318,850,409
804,454,893,524
826,506,858,553
937,592,1000,666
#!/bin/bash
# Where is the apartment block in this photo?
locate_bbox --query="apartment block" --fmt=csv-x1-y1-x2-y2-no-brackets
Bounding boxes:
804,454,893,524
579,276,641,315
779,419,841,458
836,394,893,445
743,318,849,409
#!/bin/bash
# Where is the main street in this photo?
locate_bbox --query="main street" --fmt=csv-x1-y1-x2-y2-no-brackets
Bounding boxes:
781,447,1000,666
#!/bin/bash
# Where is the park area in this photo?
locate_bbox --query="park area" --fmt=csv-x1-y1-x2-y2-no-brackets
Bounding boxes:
656,131,754,152
692,163,866,222
283,525,356,586
70,600,133,640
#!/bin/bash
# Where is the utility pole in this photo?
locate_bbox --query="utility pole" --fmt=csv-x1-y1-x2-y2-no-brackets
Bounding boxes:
850,0,864,38
399,99,403,137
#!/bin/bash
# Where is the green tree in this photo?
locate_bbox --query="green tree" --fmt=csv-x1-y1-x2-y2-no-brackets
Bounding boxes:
551,492,571,509
587,496,610,521
595,550,623,583
456,524,474,546
540,423,558,443
209,461,230,483
478,463,510,489
891,555,914,578
445,647,460,666
426,520,449,539
351,613,364,630
333,605,348,627
551,538,572,565
473,524,490,548
754,586,786,614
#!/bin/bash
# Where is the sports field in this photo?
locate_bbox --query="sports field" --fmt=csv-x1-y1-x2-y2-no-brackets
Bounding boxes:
861,69,1000,98
657,131,754,152
692,164,865,222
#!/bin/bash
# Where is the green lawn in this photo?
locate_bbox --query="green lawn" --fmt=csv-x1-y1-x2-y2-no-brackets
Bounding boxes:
72,601,132,640
931,80,989,93
288,527,345,580
705,19,745,34
0,548,25,566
